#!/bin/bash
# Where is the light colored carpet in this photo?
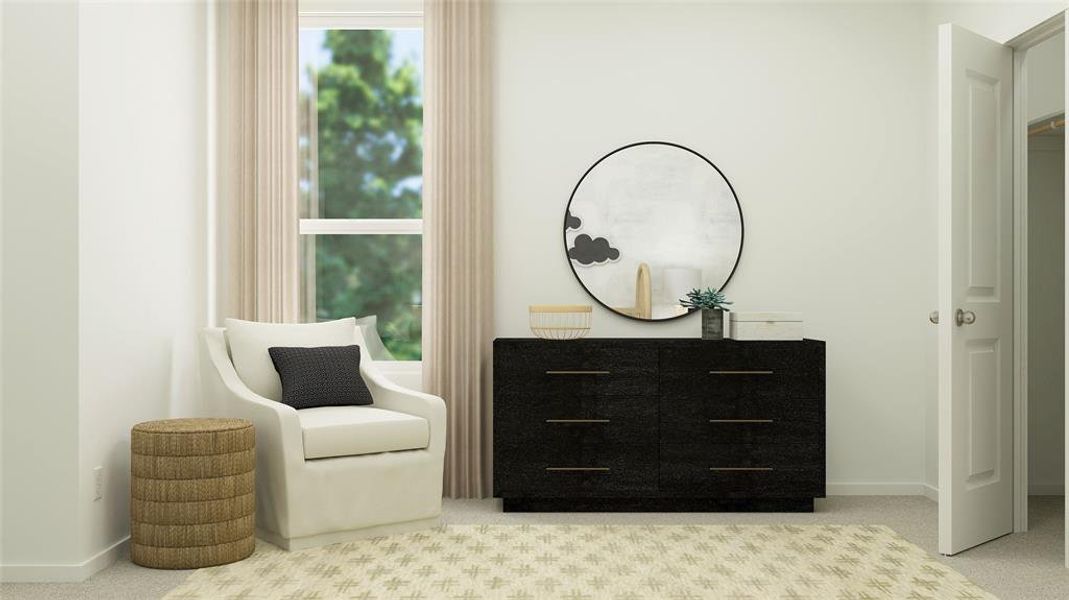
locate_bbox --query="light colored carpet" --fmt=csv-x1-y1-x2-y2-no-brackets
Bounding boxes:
2,497,1064,600
162,523,994,600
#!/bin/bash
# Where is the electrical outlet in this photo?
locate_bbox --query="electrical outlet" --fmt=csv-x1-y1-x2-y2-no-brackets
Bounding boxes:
93,466,104,501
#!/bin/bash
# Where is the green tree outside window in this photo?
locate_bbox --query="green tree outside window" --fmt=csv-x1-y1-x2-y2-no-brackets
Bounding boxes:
299,29,423,360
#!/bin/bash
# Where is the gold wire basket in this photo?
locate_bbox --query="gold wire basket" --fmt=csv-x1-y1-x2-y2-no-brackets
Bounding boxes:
529,305,592,340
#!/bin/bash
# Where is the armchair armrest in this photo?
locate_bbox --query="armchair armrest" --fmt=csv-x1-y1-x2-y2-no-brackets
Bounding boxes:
200,328,311,538
360,362,447,455
199,329,305,469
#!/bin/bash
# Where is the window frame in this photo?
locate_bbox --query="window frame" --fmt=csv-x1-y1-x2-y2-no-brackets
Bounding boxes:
299,11,423,31
297,10,425,370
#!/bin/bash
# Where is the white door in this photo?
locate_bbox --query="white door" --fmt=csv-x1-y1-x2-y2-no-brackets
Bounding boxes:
938,23,1015,556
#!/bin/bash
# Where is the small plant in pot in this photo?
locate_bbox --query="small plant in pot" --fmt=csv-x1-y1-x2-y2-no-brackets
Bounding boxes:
680,287,733,340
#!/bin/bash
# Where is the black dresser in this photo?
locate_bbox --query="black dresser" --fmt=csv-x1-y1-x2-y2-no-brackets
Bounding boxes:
493,338,826,512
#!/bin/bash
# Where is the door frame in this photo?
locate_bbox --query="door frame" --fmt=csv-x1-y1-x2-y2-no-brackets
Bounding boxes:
1006,10,1065,536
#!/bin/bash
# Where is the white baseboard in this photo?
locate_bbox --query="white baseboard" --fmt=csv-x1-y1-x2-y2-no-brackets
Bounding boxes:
1028,482,1065,495
921,483,938,502
0,536,128,583
826,482,936,498
828,481,1062,499
919,481,936,500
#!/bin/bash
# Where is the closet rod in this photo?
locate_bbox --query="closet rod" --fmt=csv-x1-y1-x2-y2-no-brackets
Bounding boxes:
1028,118,1065,137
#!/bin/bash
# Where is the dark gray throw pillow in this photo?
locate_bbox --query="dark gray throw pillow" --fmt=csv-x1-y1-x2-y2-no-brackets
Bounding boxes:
267,345,374,409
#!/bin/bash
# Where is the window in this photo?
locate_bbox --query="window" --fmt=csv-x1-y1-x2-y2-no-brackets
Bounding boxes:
298,17,423,361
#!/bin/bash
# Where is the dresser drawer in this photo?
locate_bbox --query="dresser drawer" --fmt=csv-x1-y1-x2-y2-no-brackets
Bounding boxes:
660,342,811,372
660,342,823,399
661,463,824,498
660,443,824,497
537,413,656,449
497,393,656,426
495,343,657,398
663,442,823,468
497,410,656,459
661,395,823,428
660,412,822,446
494,454,658,496
661,369,821,401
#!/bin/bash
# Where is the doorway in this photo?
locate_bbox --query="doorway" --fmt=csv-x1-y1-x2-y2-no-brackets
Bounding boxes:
1024,29,1066,547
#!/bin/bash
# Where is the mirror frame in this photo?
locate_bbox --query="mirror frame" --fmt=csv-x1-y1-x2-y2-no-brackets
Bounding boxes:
562,141,745,322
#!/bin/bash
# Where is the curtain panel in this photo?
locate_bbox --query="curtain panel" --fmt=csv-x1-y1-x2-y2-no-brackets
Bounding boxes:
422,0,495,498
218,0,301,323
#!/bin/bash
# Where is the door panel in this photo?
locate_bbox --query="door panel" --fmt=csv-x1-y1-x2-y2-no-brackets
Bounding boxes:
938,23,1014,556
967,76,1001,296
966,340,999,486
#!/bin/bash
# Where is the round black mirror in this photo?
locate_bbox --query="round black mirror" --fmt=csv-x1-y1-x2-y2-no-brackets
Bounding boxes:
564,141,743,321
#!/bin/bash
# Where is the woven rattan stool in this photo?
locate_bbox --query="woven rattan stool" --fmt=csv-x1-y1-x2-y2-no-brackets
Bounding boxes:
130,418,255,569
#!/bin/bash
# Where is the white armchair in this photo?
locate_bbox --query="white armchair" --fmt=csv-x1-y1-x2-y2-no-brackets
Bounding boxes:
199,323,445,551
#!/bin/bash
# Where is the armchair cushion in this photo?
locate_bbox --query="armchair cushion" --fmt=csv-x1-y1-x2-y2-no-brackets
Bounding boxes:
297,406,430,459
225,317,356,401
268,345,373,409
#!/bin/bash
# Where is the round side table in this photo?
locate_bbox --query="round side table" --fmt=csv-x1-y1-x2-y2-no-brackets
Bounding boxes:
130,418,255,569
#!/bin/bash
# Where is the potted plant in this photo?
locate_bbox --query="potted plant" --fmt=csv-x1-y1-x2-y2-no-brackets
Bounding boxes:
680,287,733,340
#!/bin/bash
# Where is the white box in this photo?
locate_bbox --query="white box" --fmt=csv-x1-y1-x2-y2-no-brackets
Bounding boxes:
728,312,803,341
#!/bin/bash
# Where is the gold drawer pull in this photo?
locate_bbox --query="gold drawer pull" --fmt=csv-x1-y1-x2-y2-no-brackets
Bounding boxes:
709,467,774,471
708,419,774,424
545,467,611,472
709,370,774,375
546,419,610,423
546,370,611,375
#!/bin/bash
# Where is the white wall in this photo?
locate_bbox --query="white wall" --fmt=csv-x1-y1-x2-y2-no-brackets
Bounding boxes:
0,0,208,581
77,0,208,568
1,0,83,572
494,1,1067,493
494,0,932,491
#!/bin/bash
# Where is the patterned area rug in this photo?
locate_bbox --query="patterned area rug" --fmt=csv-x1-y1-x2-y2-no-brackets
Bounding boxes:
164,524,995,599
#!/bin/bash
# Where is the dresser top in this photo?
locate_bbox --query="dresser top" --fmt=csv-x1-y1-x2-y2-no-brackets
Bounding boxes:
495,337,824,345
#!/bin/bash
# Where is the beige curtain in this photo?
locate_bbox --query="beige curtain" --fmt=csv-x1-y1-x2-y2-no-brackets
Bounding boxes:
423,0,494,498
219,0,301,323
